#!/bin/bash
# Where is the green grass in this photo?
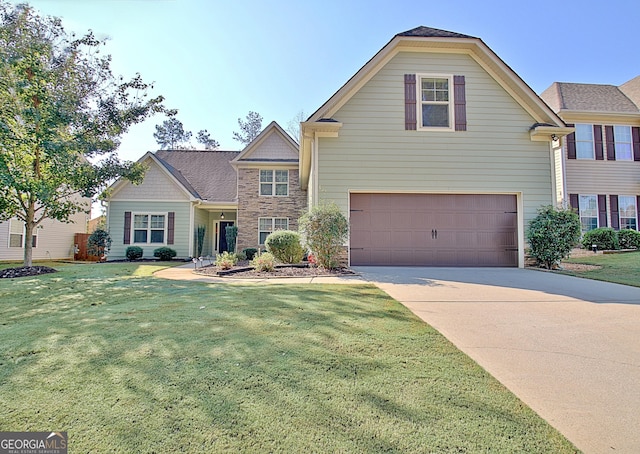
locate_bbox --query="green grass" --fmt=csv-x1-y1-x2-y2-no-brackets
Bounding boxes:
563,251,640,287
0,263,576,453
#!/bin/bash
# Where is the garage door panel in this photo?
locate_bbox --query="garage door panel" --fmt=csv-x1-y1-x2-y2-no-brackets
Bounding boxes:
350,193,518,267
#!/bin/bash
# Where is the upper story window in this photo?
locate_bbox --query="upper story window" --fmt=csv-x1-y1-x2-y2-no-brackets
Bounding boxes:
260,169,288,196
575,124,595,159
613,126,633,160
579,195,598,232
418,75,453,130
618,196,637,230
133,213,166,244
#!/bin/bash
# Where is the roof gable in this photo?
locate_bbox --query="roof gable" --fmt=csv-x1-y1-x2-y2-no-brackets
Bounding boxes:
306,26,564,128
232,121,298,164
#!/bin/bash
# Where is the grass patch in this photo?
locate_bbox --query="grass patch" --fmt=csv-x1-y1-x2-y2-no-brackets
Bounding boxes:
0,263,576,452
563,251,640,287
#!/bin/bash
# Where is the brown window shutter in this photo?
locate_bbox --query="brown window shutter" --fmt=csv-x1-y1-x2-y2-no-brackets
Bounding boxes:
605,125,615,160
632,127,640,161
167,212,175,245
569,194,579,214
610,195,619,230
453,75,467,131
598,194,607,227
594,125,604,160
123,211,131,244
566,124,576,159
404,74,417,130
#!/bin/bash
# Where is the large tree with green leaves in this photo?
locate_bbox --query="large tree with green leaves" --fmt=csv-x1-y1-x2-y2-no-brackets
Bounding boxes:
232,111,263,146
0,2,172,266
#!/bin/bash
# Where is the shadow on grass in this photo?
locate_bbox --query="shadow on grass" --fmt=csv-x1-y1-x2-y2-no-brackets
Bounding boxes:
0,263,576,452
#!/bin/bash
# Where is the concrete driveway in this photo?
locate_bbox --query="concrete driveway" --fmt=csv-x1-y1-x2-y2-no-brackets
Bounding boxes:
354,267,640,454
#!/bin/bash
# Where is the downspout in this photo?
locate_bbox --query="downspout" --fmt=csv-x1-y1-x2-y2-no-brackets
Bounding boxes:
313,135,319,207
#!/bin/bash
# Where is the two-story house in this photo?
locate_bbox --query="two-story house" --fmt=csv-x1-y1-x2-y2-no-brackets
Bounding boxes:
541,78,640,232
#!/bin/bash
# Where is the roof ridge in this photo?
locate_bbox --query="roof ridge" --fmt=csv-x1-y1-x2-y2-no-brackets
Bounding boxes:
396,26,477,39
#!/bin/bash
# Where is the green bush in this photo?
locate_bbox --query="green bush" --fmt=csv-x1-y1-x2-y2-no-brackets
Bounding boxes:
264,230,305,264
225,225,238,252
235,251,247,261
242,248,258,260
527,205,581,269
298,202,348,270
251,252,275,272
581,227,619,250
87,228,111,258
215,251,237,270
153,246,176,261
617,229,640,250
125,246,143,261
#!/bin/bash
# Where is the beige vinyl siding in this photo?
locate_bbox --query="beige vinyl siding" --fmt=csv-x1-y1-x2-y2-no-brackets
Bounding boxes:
111,159,189,201
565,161,640,195
317,51,553,224
240,133,298,161
108,201,191,260
0,209,89,261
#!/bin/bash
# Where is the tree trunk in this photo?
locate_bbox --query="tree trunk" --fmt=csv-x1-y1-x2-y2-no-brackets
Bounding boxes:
23,203,35,267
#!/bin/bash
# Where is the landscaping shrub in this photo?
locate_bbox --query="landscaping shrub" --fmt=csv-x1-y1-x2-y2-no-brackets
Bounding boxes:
298,202,348,270
196,225,206,257
582,227,619,251
215,251,237,270
527,205,581,269
225,225,238,252
153,247,176,261
87,228,111,258
264,230,305,264
618,229,640,250
242,248,258,260
235,251,247,261
251,252,275,272
125,246,143,261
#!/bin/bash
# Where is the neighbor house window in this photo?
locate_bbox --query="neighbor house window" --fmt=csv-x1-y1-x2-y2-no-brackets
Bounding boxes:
619,196,637,230
418,75,452,129
260,170,288,196
258,217,288,244
614,126,633,160
579,195,598,232
8,219,36,248
575,124,595,159
133,214,166,244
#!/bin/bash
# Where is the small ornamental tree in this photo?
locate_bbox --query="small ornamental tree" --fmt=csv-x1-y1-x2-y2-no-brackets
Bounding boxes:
527,205,581,269
225,225,238,253
87,228,111,259
298,202,348,270
265,230,304,264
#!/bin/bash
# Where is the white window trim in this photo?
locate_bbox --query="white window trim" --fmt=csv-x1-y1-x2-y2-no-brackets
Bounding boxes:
416,73,454,132
618,195,637,230
131,212,168,245
8,219,37,248
578,194,598,232
613,125,633,161
258,217,289,245
259,169,289,197
575,123,595,160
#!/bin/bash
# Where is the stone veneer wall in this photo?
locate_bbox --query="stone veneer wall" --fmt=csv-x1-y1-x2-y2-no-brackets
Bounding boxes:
236,168,307,252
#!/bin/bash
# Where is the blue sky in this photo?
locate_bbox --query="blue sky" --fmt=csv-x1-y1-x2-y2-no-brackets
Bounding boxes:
14,0,640,162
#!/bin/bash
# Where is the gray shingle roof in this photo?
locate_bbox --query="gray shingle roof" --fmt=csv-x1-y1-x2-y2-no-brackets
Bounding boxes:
540,82,639,113
396,26,476,39
155,150,239,202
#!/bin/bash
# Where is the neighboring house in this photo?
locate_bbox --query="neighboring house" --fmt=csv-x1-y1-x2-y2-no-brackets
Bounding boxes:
0,209,89,261
299,26,572,267
540,77,640,232
105,121,304,260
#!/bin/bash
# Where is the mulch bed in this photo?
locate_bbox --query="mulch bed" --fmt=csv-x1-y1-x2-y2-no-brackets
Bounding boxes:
194,261,355,278
0,266,58,279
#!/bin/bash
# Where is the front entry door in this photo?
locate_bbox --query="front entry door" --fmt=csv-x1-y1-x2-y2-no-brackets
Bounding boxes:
218,221,234,252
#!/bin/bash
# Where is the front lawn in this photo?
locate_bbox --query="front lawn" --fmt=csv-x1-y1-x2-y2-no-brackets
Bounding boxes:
0,263,576,452
563,251,640,287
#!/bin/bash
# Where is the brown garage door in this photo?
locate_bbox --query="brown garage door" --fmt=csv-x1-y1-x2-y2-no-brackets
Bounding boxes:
350,193,518,267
